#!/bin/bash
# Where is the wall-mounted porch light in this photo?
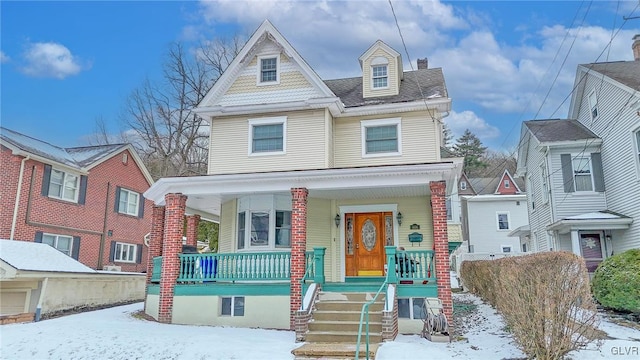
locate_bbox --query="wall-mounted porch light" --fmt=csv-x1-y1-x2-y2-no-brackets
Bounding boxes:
396,212,403,226
334,213,341,228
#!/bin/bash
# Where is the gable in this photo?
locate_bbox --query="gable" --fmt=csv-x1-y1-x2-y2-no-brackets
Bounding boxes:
494,170,521,195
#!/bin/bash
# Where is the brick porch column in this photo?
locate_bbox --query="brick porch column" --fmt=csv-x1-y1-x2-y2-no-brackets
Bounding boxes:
185,214,200,247
158,193,187,324
290,187,308,330
430,181,453,326
146,205,166,285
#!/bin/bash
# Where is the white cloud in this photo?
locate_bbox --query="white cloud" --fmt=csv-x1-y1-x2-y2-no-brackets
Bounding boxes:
0,51,9,63
445,110,500,143
21,42,87,79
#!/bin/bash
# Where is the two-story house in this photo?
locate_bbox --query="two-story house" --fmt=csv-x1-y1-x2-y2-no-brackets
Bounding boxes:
515,35,640,272
460,169,528,254
143,20,463,341
0,127,154,272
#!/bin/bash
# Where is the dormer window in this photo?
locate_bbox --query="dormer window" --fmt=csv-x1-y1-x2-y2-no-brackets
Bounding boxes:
371,56,389,89
257,55,279,85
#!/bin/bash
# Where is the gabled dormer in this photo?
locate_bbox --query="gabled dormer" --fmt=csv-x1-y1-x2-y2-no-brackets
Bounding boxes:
359,40,403,98
494,169,522,195
458,173,476,195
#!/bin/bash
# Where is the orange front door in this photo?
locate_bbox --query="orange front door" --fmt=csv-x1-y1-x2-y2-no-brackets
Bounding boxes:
353,212,386,276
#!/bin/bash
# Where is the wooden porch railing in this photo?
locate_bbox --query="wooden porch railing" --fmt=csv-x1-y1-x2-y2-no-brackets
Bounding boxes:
396,249,436,283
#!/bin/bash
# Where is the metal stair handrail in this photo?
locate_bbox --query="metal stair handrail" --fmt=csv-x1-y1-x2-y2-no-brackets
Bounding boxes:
355,279,388,360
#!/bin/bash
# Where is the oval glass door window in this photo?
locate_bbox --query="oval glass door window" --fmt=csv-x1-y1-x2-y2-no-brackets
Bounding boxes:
362,219,377,251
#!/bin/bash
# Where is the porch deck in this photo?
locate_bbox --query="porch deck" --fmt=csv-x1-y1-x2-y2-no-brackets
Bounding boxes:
149,247,438,298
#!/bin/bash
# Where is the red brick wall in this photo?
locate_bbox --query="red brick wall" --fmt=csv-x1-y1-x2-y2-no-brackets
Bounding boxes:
290,187,308,330
185,215,200,247
158,193,187,323
430,181,453,326
0,146,152,272
146,205,165,284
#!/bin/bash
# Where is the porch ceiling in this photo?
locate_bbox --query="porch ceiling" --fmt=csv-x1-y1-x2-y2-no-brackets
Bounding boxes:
145,162,462,219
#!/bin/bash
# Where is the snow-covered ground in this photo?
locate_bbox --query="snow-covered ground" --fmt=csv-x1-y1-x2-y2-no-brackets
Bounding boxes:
1,294,638,359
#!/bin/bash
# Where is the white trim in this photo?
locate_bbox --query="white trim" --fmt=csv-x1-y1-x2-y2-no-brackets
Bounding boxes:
247,116,287,156
571,155,596,193
338,204,399,282
256,54,280,86
361,118,402,158
220,296,245,317
114,241,137,263
117,188,140,216
632,126,640,181
496,211,511,231
48,168,80,203
500,245,513,253
588,89,598,123
371,64,389,90
539,161,549,204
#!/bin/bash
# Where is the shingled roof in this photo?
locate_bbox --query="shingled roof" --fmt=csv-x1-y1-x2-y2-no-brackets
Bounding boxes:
524,119,599,143
581,61,640,91
0,127,128,170
324,68,447,108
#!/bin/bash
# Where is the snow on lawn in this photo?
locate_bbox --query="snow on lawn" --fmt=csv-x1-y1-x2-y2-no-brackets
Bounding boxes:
1,294,638,360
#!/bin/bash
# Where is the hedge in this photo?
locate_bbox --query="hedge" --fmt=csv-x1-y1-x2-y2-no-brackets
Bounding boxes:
592,249,640,313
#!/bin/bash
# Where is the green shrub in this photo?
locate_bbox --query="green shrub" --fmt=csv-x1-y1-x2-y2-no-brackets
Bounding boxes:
592,249,640,313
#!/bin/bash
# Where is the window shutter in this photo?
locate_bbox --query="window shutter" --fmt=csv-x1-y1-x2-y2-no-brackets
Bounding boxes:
591,152,605,192
109,241,116,262
114,186,121,212
35,231,43,243
560,154,575,193
136,244,143,264
138,193,145,218
78,175,88,205
72,236,81,260
41,165,52,196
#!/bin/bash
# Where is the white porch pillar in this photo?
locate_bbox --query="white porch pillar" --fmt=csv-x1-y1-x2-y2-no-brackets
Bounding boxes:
570,230,581,256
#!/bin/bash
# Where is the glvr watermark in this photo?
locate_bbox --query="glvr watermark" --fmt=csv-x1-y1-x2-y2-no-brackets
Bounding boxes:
611,346,639,356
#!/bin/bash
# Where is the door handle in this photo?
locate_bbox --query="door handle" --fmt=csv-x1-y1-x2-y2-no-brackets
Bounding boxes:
356,243,359,249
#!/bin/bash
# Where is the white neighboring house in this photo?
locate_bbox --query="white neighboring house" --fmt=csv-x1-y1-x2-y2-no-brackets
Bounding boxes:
515,35,640,272
461,170,528,254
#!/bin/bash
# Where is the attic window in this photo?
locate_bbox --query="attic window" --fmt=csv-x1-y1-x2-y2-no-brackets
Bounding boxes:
504,180,510,188
258,55,279,84
460,181,467,190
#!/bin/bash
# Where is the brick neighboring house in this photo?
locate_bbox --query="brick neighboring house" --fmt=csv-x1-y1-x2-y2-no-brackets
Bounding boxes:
0,127,154,272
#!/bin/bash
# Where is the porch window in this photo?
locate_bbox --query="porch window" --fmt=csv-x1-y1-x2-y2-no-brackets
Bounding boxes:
397,298,426,320
237,195,292,250
361,118,402,157
572,157,593,192
221,296,244,316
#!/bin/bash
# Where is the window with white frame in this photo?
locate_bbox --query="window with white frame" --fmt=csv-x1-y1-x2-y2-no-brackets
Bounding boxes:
540,163,549,203
248,117,286,155
42,233,73,256
237,195,292,250
258,55,279,84
496,212,510,230
397,298,426,320
634,129,640,175
588,91,598,120
572,156,593,192
527,175,535,210
446,198,452,221
501,245,512,253
372,65,388,88
49,169,79,202
114,242,137,263
361,118,401,157
221,296,244,316
118,188,140,216
504,179,510,188
460,180,467,190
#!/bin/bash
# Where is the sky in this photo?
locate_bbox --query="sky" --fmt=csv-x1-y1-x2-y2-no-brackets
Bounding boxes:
2,292,638,359
1,0,640,151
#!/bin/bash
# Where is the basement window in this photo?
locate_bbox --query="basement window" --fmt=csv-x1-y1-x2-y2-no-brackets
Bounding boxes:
397,298,426,320
221,296,244,316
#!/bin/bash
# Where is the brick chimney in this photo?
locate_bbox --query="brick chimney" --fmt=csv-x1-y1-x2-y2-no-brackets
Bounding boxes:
417,58,428,69
634,34,640,61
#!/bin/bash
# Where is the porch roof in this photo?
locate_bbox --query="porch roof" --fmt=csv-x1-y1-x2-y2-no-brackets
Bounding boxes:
144,161,462,221
508,225,530,238
546,211,633,234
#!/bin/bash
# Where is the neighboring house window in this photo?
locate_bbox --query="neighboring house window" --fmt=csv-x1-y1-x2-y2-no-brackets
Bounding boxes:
398,298,426,320
258,55,279,84
634,129,640,175
114,242,137,263
49,169,79,201
572,157,593,192
42,233,73,256
522,243,527,252
361,118,402,157
501,246,512,253
588,91,598,120
540,163,549,204
372,65,388,88
118,188,140,216
446,198,452,221
460,181,467,190
496,212,510,230
527,175,535,211
504,179,510,188
248,117,287,155
237,195,292,250
221,296,245,316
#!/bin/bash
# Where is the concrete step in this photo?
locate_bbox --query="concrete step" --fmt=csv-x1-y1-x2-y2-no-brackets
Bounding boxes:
308,320,382,332
315,301,384,312
305,331,383,344
312,310,382,322
292,343,379,360
318,291,385,303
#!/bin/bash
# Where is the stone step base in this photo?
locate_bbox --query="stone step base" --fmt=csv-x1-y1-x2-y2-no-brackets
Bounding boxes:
292,342,379,360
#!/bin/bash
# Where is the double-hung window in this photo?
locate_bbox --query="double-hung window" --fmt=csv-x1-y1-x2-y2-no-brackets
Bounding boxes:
361,118,402,157
237,195,292,250
588,91,598,120
372,65,388,88
572,157,593,192
634,129,640,176
497,212,510,230
118,188,140,216
257,55,279,84
114,242,137,263
42,233,73,256
540,163,549,203
248,117,286,155
49,169,79,202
